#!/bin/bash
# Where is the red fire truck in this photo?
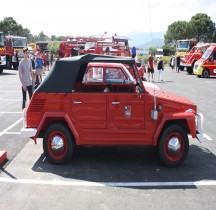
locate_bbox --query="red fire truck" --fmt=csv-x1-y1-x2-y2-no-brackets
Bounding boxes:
2,35,27,70
58,36,106,58
176,39,197,70
0,32,6,73
180,43,210,74
193,44,216,78
58,35,131,58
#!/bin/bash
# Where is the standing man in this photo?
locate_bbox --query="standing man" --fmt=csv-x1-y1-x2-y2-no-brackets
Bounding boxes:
15,50,19,70
18,47,33,110
176,56,181,73
147,53,154,82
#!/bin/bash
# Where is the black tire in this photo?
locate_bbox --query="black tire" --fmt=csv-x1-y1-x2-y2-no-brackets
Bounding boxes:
202,68,210,78
158,124,189,167
179,66,184,71
0,67,3,74
43,122,75,164
187,67,193,75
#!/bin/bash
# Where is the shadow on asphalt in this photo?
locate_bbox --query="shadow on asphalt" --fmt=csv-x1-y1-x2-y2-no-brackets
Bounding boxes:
30,144,216,186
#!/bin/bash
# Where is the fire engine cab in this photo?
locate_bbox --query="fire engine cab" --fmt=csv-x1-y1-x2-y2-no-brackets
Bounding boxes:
193,44,216,78
5,35,27,70
176,39,197,71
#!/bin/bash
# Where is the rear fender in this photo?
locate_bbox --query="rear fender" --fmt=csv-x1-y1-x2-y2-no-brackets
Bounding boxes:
33,112,79,144
153,112,196,145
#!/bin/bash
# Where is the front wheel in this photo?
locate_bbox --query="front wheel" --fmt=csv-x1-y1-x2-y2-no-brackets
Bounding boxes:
202,68,210,78
158,124,189,167
43,122,75,164
187,67,193,75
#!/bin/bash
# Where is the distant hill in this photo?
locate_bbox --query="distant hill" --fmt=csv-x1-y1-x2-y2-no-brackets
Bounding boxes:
128,31,165,49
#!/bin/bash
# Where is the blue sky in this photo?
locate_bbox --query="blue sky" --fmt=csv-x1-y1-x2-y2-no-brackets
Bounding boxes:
0,0,216,37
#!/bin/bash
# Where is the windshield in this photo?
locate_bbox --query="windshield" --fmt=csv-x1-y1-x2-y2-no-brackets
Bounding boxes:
0,33,4,47
201,49,212,59
156,51,163,55
177,41,189,49
122,65,135,82
12,38,27,47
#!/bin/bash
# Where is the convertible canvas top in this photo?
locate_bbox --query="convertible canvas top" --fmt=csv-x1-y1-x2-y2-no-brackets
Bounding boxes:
37,54,136,93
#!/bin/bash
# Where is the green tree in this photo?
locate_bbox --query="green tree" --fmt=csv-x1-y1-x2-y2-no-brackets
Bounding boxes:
0,17,20,35
148,47,156,56
164,21,191,47
38,31,49,41
51,35,56,41
48,41,60,55
0,17,34,43
189,13,215,42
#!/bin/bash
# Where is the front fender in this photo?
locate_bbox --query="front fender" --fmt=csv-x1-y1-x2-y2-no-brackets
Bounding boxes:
34,112,79,143
152,112,196,145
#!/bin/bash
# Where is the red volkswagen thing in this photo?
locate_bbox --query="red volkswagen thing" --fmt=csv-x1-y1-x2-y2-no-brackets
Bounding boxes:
21,54,203,167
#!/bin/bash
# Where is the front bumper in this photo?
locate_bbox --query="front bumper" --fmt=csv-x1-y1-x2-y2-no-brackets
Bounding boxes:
21,127,37,138
193,66,203,75
181,63,192,67
21,108,37,138
196,113,204,142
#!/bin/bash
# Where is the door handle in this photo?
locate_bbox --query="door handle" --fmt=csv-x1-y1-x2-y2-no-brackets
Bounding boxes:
73,101,82,104
111,101,120,105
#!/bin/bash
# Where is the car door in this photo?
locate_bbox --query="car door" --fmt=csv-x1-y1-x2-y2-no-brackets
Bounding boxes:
70,65,107,130
104,66,145,129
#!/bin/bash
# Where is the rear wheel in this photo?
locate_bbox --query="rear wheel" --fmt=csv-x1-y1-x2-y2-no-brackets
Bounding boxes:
0,66,3,74
43,122,75,164
158,124,189,167
202,68,210,78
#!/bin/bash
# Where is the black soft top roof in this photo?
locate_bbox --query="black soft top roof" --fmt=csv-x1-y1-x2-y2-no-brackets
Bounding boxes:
37,54,135,93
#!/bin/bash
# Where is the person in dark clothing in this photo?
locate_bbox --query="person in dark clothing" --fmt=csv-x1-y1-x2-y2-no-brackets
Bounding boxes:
157,56,164,81
176,56,181,73
15,50,19,69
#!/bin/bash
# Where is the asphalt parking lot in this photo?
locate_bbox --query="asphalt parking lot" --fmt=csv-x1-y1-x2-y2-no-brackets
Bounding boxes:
0,66,216,210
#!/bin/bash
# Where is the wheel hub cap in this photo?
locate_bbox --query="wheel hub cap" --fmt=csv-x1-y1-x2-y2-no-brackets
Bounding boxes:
51,136,64,155
167,137,181,157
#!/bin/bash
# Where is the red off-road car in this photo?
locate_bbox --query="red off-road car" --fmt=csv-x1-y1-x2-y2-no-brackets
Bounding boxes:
21,54,203,167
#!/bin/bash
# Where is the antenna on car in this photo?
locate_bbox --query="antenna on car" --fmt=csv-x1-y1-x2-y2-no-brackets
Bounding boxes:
148,0,158,120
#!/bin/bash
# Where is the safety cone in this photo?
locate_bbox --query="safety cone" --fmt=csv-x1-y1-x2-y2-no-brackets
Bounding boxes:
0,151,7,165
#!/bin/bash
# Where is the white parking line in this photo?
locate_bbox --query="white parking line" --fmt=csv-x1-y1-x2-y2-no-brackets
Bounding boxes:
4,132,21,135
203,134,213,141
188,134,213,141
0,91,20,92
0,177,216,187
0,112,22,114
0,118,22,137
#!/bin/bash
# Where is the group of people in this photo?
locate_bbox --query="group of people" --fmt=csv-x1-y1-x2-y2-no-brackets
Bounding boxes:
18,47,54,109
170,55,181,73
147,53,164,82
146,53,182,82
